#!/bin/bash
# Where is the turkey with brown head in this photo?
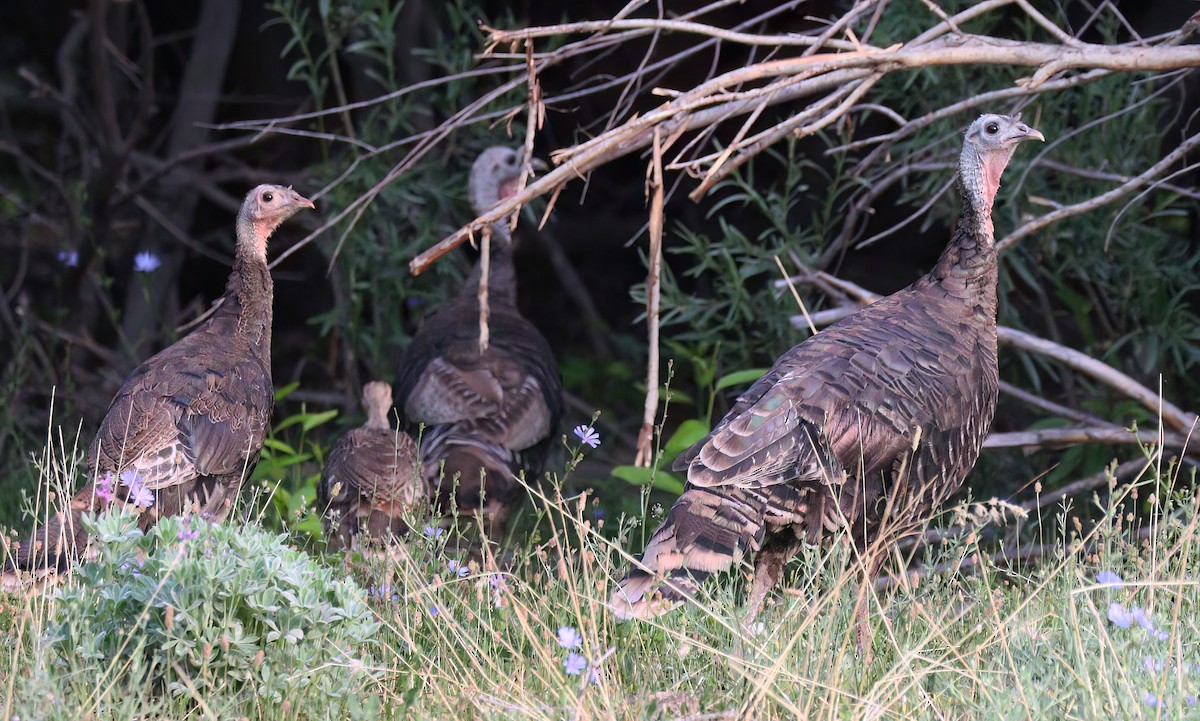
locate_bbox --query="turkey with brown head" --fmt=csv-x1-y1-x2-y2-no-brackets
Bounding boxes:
8,185,313,573
319,381,424,550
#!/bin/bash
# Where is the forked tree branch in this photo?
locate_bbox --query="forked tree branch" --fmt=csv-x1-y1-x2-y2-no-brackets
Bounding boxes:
411,29,1200,274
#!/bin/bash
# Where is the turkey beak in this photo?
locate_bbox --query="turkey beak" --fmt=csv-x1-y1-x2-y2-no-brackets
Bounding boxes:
288,188,316,210
1009,123,1045,144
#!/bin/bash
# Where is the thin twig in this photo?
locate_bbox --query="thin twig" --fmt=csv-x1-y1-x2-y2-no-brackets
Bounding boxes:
634,128,665,468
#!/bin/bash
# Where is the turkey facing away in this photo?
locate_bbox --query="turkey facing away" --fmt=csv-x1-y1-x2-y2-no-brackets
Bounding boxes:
610,114,1044,625
7,185,313,573
319,381,424,550
394,146,563,542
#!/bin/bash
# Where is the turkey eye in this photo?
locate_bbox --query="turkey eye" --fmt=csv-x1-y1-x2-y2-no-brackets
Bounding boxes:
263,192,274,202
985,122,999,135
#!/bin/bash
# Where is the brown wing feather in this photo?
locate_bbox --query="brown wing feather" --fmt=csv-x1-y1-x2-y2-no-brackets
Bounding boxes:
319,424,422,548
90,334,273,491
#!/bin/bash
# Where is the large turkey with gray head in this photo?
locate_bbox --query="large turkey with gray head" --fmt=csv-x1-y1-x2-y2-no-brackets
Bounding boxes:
394,146,563,542
610,114,1043,641
8,185,313,572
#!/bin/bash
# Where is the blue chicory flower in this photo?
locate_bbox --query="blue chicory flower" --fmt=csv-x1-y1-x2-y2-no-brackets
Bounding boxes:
119,470,155,508
563,652,587,676
1107,602,1132,629
1130,607,1170,641
423,525,445,538
133,251,161,273
448,560,468,578
573,424,600,448
557,626,583,649
57,250,79,268
1095,570,1123,587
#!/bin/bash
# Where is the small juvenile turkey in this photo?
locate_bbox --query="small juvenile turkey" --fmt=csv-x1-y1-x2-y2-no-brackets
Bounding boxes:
395,146,563,542
8,184,313,572
610,114,1043,637
318,381,423,550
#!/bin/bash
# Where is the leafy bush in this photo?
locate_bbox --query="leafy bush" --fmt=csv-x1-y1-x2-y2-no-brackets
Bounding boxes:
45,510,380,719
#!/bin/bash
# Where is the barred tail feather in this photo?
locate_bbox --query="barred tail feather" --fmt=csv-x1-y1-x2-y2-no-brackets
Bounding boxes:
609,486,766,619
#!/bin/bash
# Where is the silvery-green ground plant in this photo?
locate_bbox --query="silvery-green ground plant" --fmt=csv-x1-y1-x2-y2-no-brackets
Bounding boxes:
8,504,380,720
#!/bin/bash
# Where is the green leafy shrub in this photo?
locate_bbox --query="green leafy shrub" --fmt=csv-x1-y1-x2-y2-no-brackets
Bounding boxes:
47,510,381,718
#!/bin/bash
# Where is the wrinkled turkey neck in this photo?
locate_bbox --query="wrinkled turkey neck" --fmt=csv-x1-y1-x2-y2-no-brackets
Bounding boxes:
930,147,999,300
217,217,275,352
365,404,390,431
460,223,517,307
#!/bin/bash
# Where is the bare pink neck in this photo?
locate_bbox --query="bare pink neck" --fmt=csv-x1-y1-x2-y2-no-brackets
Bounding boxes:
226,215,275,348
365,404,390,431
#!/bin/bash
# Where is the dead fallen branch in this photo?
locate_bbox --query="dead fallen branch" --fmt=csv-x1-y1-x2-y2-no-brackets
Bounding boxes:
984,427,1194,454
784,272,1200,438
413,24,1200,274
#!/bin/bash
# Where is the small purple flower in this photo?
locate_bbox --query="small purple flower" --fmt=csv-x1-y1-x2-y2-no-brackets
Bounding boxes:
1129,607,1169,641
557,626,583,649
120,558,144,577
429,605,440,618
423,525,445,538
563,652,587,676
489,574,508,591
133,251,161,273
1187,695,1197,708
177,522,199,542
1107,602,1132,629
1143,692,1163,708
573,424,600,448
588,667,602,685
120,470,155,508
57,250,79,268
447,560,468,578
1095,570,1123,587
367,584,399,602
1144,656,1166,673
95,472,116,504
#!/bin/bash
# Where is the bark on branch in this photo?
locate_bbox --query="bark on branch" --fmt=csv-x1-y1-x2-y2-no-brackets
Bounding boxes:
411,31,1200,274
784,272,1200,438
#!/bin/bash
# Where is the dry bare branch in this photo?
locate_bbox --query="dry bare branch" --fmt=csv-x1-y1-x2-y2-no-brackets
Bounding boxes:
984,427,1194,454
785,272,1200,437
412,26,1200,274
634,128,666,468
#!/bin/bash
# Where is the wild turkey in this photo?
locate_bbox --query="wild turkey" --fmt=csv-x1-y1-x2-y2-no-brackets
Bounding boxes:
318,381,423,549
394,146,563,542
8,184,313,572
609,114,1044,639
